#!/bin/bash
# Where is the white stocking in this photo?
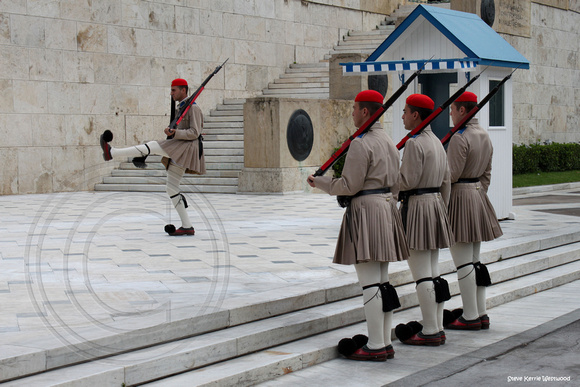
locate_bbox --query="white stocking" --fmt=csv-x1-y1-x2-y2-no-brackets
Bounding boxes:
473,242,487,316
110,141,169,159
450,242,478,321
355,261,391,349
431,250,444,332
408,249,438,335
166,163,192,229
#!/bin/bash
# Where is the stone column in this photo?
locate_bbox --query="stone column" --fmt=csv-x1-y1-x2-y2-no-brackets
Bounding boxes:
238,97,353,193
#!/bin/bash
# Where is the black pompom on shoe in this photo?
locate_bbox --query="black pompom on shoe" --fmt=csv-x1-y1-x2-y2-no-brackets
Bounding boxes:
352,334,368,349
102,130,113,143
165,224,176,235
395,321,423,342
337,338,358,357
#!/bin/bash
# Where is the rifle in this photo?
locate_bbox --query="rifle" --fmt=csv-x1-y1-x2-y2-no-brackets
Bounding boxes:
312,57,433,177
167,58,229,139
441,67,518,147
396,67,486,150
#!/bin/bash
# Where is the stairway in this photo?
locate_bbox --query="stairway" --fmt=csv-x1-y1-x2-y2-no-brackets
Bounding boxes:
4,228,579,385
94,15,405,194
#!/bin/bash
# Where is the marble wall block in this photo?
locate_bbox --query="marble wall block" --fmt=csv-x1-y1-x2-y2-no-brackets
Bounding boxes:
0,113,32,148
29,48,63,82
18,147,53,194
46,19,77,51
225,63,248,92
199,9,223,37
149,2,178,31
77,23,107,53
245,15,268,42
110,86,140,115
64,115,100,147
0,80,13,113
185,34,215,62
1,46,29,80
31,114,66,147
0,148,18,195
80,84,113,115
52,146,86,192
122,56,152,86
93,53,123,84
13,80,48,114
246,64,270,93
138,86,168,117
63,52,95,84
0,13,9,45
10,14,45,47
48,82,81,115
329,53,366,100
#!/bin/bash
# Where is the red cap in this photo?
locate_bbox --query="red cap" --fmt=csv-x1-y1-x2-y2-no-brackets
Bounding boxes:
406,94,434,110
171,78,188,87
355,90,384,104
455,91,477,103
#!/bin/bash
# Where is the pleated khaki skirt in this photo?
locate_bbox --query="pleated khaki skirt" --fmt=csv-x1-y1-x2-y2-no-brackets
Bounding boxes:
404,193,454,250
159,137,206,175
448,182,503,243
333,193,409,265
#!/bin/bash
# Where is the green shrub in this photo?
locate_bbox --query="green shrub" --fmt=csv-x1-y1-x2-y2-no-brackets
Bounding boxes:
513,142,580,175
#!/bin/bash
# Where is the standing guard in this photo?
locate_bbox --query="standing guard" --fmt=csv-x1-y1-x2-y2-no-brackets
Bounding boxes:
308,90,409,361
446,91,503,330
396,94,453,346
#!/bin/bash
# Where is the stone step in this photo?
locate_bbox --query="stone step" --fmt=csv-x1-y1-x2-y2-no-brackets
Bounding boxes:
94,183,238,194
103,176,239,186
215,103,244,111
289,62,328,69
203,134,244,141
266,82,329,89
337,38,387,46
347,28,394,36
262,87,329,95
111,169,240,178
274,76,329,84
223,98,246,105
203,128,244,136
259,92,330,99
204,115,243,123
203,121,244,129
8,240,580,386
284,68,329,75
209,109,243,117
144,264,580,387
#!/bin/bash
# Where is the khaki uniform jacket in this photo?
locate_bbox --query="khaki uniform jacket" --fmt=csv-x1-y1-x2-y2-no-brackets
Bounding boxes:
447,118,502,242
314,123,409,264
398,127,453,250
159,102,206,175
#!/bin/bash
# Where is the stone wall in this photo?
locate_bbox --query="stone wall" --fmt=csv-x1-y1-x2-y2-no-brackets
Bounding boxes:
0,0,393,195
451,0,580,144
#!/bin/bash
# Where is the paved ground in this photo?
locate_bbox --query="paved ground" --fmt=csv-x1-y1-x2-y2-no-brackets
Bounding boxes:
1,183,580,385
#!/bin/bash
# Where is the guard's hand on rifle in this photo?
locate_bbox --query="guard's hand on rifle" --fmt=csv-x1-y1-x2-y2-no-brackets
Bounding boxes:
307,175,316,188
164,127,176,137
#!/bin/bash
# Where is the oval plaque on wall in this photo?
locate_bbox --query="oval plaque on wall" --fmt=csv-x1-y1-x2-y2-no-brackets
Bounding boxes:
368,74,388,98
287,109,314,162
481,0,495,27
